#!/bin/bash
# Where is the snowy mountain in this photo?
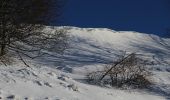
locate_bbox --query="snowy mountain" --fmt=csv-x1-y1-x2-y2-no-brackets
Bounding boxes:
0,26,170,100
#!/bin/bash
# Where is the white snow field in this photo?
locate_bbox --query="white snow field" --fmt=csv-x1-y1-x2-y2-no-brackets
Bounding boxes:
0,26,170,100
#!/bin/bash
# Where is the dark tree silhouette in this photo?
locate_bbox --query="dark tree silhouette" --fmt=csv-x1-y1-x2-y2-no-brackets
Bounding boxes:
0,0,67,58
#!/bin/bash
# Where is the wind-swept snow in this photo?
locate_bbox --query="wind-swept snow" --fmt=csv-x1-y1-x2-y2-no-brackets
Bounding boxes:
0,26,170,100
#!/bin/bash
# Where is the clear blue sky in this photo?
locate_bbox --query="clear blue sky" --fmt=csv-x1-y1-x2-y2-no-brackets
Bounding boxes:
52,0,170,37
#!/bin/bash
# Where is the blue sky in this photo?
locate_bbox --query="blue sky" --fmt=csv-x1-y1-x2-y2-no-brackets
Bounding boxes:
53,0,170,37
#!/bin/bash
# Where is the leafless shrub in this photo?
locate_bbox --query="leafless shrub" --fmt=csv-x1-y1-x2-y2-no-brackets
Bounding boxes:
87,53,151,88
87,71,105,84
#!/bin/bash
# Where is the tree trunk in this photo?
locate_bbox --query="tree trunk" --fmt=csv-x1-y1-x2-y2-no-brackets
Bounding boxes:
0,6,6,56
0,44,6,56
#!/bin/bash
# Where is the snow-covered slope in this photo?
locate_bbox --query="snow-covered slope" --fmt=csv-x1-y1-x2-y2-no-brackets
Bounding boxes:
44,26,170,72
0,26,170,100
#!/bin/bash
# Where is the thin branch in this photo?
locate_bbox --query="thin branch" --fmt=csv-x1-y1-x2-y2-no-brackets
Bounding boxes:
0,57,7,66
16,51,30,68
100,53,135,81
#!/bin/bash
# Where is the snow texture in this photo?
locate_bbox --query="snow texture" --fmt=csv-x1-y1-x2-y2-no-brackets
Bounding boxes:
0,26,170,100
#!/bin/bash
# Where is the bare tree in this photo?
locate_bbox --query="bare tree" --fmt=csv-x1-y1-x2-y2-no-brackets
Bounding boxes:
0,0,67,59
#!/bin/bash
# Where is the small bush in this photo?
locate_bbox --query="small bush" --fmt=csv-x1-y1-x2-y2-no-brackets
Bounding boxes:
87,71,105,84
87,53,151,88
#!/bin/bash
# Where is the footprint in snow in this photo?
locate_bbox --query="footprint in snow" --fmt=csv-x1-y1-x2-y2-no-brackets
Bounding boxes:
59,82,67,88
33,80,53,88
67,84,79,92
58,76,66,81
58,74,70,81
24,97,29,100
45,96,63,100
6,95,15,99
34,80,42,86
44,97,49,99
47,72,56,77
44,82,52,87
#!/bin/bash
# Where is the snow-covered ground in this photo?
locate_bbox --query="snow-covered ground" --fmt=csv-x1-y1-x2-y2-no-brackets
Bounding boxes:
0,26,170,100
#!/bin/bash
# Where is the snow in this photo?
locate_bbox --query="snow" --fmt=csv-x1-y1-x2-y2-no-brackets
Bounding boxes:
0,26,170,100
